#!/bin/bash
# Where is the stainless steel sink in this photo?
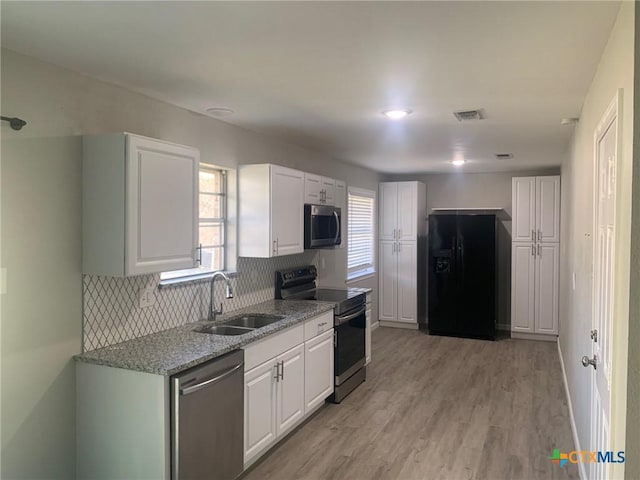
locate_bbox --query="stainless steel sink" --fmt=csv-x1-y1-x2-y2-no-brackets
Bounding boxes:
222,314,285,329
193,325,253,336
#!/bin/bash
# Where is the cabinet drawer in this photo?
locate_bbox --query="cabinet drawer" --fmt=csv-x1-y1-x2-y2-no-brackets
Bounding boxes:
243,323,304,371
303,311,334,341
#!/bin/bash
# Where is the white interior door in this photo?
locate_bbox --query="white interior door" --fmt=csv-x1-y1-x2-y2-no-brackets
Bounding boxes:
589,94,619,480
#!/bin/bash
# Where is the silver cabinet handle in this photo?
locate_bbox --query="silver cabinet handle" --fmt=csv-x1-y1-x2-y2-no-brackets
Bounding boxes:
531,245,535,257
538,229,542,242
538,244,542,256
398,228,401,238
196,243,203,265
273,363,279,381
582,355,597,370
279,361,284,381
276,238,279,255
181,363,244,395
318,322,328,327
532,229,535,241
398,242,402,252
273,240,277,255
392,243,396,254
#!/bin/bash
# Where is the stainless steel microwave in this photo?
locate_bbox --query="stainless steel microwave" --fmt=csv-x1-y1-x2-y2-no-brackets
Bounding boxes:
304,204,341,249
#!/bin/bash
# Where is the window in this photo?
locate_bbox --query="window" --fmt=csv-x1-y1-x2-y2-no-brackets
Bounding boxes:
161,165,226,281
347,187,376,280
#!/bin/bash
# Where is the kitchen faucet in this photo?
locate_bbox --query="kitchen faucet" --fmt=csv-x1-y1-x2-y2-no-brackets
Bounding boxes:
209,271,234,321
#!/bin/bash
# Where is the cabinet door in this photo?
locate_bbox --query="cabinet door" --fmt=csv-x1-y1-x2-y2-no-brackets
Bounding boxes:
397,182,417,241
511,243,536,333
304,173,322,204
335,180,346,248
322,177,336,205
397,241,417,324
536,176,561,243
378,241,398,322
535,244,559,334
365,307,372,365
244,361,277,465
304,329,334,413
276,344,305,437
512,177,536,243
379,183,398,241
271,166,304,256
126,135,198,275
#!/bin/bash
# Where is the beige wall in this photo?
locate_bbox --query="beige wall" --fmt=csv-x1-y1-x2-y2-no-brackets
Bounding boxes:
625,3,640,479
0,49,381,479
386,169,558,328
560,4,634,478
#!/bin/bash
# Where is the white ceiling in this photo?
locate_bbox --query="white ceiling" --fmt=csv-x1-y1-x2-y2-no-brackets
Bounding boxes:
1,1,621,174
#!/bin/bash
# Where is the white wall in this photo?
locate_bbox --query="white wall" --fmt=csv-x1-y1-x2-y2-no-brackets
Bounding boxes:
386,169,558,329
559,3,634,478
625,3,640,478
0,49,381,479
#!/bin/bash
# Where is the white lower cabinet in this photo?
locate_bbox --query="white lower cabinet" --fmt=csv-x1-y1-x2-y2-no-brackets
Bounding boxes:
243,312,334,468
304,329,334,412
276,344,305,436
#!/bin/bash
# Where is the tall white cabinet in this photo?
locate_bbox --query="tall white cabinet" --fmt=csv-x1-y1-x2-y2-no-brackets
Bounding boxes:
378,181,427,328
511,176,560,340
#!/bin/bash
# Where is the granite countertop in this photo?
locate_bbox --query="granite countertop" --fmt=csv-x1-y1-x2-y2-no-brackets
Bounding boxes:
75,299,335,376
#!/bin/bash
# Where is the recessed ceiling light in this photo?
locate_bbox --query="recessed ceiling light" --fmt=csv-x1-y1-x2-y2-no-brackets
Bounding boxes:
452,159,466,167
206,107,234,117
382,109,412,120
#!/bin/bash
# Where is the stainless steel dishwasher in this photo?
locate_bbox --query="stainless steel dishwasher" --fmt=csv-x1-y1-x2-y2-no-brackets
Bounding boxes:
171,349,244,480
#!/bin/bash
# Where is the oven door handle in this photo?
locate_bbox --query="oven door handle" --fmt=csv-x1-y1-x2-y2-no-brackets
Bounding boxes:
335,306,366,325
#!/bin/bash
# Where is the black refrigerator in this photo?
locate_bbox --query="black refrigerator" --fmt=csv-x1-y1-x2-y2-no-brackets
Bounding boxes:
428,214,497,340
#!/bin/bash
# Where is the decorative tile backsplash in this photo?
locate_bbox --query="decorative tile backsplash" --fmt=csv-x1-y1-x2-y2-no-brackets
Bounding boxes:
83,252,318,352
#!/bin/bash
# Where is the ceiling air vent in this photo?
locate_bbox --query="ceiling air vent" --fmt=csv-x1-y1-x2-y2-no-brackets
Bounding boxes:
495,153,514,160
453,109,485,122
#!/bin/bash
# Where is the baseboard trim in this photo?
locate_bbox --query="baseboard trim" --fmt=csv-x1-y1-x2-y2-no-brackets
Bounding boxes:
371,321,380,331
379,321,419,330
557,339,587,480
511,331,557,342
496,323,511,332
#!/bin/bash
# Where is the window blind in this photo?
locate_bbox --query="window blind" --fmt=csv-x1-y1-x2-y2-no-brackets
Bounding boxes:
348,188,375,275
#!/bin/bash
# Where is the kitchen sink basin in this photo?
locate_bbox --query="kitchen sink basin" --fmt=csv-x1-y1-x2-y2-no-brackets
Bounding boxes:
222,314,285,329
193,325,253,336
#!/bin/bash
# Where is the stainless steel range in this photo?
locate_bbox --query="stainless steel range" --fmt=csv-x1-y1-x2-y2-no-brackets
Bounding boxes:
275,265,366,403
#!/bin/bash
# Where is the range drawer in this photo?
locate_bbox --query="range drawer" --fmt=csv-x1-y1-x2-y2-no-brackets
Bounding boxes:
304,311,334,341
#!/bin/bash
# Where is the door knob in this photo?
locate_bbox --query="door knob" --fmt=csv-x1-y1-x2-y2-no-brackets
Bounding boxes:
582,355,597,370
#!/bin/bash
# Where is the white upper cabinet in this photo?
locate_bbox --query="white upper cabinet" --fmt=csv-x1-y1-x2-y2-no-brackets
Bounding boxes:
512,177,536,242
334,180,346,248
512,176,560,243
397,182,418,241
536,176,561,243
83,133,199,277
304,173,336,205
379,182,398,241
239,164,304,257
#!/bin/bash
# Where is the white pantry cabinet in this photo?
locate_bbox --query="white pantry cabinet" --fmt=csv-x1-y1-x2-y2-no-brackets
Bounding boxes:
378,181,426,328
304,173,336,205
512,176,560,243
511,175,560,339
239,164,304,257
83,133,199,276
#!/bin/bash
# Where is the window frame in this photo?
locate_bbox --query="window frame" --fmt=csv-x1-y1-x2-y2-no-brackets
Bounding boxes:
346,186,376,282
160,164,227,283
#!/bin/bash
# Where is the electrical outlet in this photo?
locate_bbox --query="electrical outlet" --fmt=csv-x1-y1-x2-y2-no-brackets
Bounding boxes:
138,286,156,308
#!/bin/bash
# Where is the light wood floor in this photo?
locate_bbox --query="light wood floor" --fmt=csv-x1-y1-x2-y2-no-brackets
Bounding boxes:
244,327,580,480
